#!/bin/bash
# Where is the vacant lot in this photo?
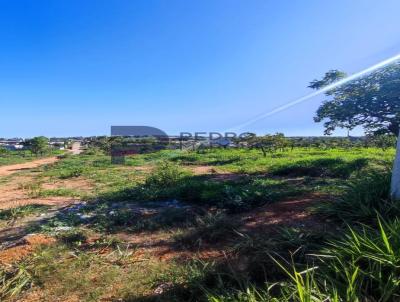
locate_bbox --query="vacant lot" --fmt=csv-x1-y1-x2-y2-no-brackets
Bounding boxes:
0,147,396,301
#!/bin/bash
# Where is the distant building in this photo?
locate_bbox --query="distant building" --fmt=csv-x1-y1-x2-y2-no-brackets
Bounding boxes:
208,137,236,148
1,144,24,151
49,141,66,150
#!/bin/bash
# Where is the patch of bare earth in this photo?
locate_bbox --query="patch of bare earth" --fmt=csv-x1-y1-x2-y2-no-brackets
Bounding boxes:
117,165,153,172
0,234,55,265
0,161,89,265
191,165,246,181
0,155,89,210
191,165,217,175
107,194,326,264
18,291,81,302
0,157,327,300
239,193,327,232
0,157,59,178
0,174,77,210
113,231,226,262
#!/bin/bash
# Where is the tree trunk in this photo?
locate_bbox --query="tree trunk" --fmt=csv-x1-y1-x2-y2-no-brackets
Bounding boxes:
391,131,400,200
388,121,399,136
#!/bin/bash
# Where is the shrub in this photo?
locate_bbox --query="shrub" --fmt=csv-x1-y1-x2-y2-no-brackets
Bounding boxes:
142,161,190,199
145,161,189,189
56,229,87,247
58,166,85,179
56,152,71,160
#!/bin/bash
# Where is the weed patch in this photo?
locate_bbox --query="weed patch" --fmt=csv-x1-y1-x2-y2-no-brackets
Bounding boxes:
0,204,50,221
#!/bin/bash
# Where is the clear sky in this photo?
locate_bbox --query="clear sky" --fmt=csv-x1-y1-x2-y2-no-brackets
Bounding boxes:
1,0,400,138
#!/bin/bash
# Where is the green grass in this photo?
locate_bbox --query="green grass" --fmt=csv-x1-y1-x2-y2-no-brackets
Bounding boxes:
0,204,50,221
40,154,145,196
316,168,399,224
2,146,398,301
18,180,84,198
0,149,64,166
35,147,395,201
0,242,204,302
0,150,36,166
168,147,394,174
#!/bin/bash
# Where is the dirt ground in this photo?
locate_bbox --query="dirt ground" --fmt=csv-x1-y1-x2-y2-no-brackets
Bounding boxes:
0,142,82,178
0,157,59,178
0,148,85,267
0,158,323,283
0,168,92,210
0,234,55,265
107,193,324,264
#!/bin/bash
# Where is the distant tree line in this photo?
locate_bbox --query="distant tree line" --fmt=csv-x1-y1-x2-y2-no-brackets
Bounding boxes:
83,133,397,159
233,133,396,157
0,136,70,157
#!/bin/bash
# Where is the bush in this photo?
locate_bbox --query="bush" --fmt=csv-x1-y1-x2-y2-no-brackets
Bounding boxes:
58,166,85,179
56,229,87,247
142,161,190,199
56,152,71,160
145,161,189,189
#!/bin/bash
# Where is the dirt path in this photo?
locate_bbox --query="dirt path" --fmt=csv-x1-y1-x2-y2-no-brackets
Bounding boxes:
0,145,85,265
0,142,82,178
0,157,59,178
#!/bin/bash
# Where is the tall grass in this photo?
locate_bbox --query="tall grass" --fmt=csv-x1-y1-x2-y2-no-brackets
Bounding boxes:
318,169,399,224
205,169,400,302
317,218,400,301
207,218,400,301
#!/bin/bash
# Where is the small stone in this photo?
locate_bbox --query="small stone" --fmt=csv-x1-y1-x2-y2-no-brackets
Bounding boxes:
54,226,72,232
154,282,173,295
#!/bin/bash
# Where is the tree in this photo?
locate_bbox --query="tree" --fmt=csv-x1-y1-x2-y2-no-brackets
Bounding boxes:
310,65,400,136
369,134,397,151
242,133,288,157
311,64,400,199
0,146,9,156
25,136,49,156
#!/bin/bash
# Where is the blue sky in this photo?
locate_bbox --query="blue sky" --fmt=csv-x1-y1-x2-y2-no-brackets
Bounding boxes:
1,0,400,138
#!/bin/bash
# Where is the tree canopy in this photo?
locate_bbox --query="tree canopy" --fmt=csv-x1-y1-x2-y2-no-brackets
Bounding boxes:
25,136,49,155
310,63,400,135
